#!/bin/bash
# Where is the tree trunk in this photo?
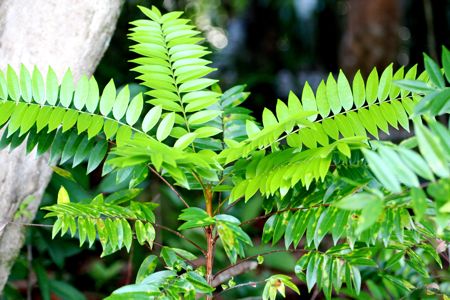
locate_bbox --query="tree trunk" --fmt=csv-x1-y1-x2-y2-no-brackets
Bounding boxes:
339,0,401,77
0,0,123,291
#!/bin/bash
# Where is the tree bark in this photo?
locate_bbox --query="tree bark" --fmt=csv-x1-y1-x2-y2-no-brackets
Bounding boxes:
339,0,401,77
0,0,123,291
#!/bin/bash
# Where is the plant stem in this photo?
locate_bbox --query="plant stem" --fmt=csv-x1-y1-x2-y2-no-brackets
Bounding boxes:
206,226,214,286
148,166,190,208
204,186,215,299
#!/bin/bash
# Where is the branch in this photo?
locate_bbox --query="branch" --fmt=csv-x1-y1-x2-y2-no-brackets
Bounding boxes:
6,220,206,256
154,223,206,255
213,248,308,282
222,196,241,213
148,166,189,208
3,221,53,228
216,280,264,296
212,261,258,287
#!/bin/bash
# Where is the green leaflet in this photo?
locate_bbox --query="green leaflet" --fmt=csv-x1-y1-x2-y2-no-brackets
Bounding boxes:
178,207,215,231
19,65,32,103
174,132,197,149
100,80,116,116
301,82,318,121
19,105,40,136
356,196,383,234
326,73,341,114
156,112,175,141
366,68,379,104
126,93,143,126
86,77,99,113
136,255,158,284
415,121,449,178
142,105,162,133
0,71,8,101
46,67,59,106
73,75,89,110
410,187,427,221
112,85,130,120
352,71,365,108
7,65,20,101
337,70,353,110
363,148,401,193
378,64,393,102
316,80,330,117
424,53,445,88
188,110,221,126
60,69,74,108
7,103,27,137
87,140,108,173
378,145,419,187
443,46,450,83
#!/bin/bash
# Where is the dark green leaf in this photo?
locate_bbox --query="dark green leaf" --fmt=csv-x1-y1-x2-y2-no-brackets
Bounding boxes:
424,53,445,88
136,255,158,284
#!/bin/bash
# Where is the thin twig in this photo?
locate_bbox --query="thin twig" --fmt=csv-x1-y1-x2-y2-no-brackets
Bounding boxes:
222,196,241,213
212,261,258,287
213,248,308,281
125,245,134,285
6,221,52,228
6,219,206,255
216,280,265,296
154,223,206,255
241,204,330,226
191,171,206,192
214,192,223,215
149,166,189,208
310,286,320,300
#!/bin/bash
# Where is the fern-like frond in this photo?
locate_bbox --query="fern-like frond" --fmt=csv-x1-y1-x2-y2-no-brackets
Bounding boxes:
219,64,426,164
0,66,148,167
0,65,218,182
130,6,223,150
220,85,253,142
107,257,213,299
294,245,371,297
43,188,157,257
260,179,442,299
187,85,253,152
396,46,450,117
109,134,221,188
363,118,449,193
230,137,367,201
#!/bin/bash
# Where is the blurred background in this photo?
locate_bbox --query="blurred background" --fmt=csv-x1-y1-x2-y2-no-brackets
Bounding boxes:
4,0,449,299
97,0,450,114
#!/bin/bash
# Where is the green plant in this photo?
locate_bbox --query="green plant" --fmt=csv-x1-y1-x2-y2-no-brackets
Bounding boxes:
1,5,449,299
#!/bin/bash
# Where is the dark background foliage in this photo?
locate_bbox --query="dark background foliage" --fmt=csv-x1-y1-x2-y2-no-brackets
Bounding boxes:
4,0,449,299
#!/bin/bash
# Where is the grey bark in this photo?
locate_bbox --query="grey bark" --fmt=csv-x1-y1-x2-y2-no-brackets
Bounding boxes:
0,0,123,291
